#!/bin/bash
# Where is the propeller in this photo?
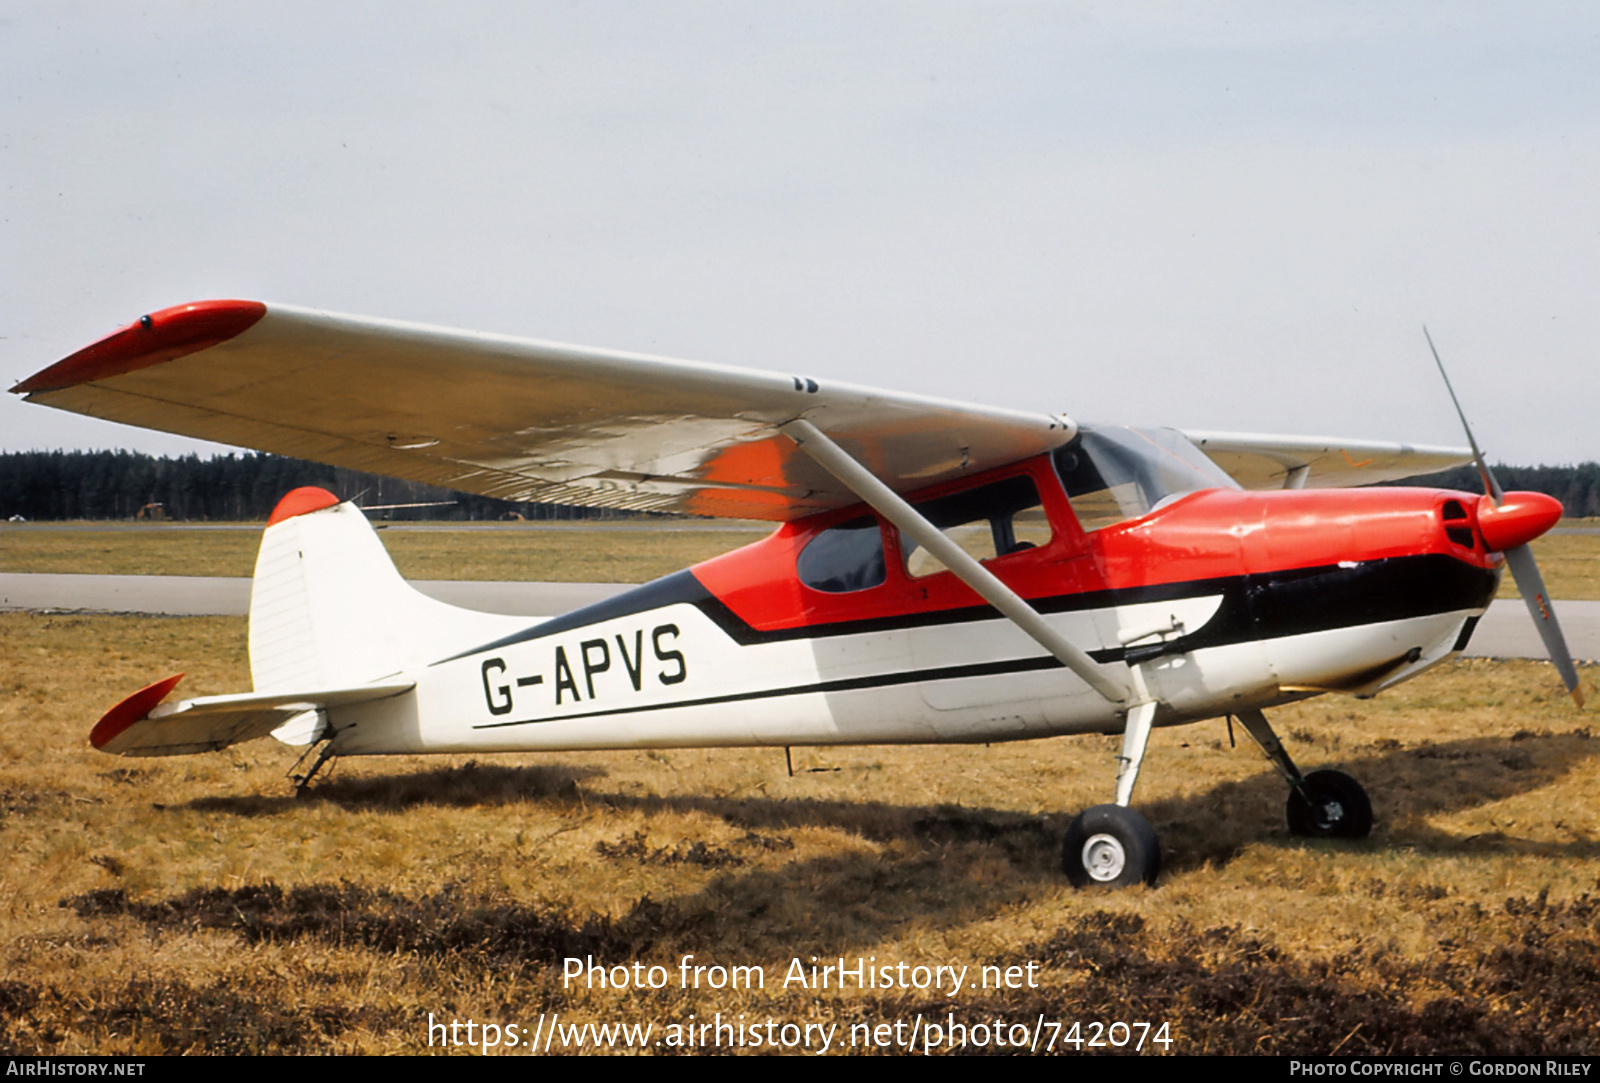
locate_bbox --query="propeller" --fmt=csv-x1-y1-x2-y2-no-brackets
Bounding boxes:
1425,328,1585,707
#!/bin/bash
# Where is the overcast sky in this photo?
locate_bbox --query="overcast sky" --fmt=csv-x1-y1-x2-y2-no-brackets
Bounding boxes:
3,2,1596,466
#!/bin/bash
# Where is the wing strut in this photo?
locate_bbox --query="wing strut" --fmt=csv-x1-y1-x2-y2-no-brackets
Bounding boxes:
780,419,1129,706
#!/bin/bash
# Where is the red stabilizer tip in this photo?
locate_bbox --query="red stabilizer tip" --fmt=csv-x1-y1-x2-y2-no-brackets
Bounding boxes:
13,300,267,394
90,674,185,751
1478,492,1563,552
267,486,341,526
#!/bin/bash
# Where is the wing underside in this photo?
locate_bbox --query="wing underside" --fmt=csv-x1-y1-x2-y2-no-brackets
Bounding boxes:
1182,430,1469,490
15,301,1467,515
16,301,1074,521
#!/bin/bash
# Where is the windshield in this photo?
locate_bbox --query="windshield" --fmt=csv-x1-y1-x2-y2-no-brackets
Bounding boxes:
1054,426,1237,531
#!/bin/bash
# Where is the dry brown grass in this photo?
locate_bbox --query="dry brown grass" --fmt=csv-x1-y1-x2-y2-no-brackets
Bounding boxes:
0,522,766,583
0,524,261,577
2,610,1597,1055
380,523,767,584
1494,527,1600,600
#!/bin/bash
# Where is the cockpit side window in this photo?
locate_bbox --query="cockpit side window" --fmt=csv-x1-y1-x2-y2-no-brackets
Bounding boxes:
900,474,1051,578
798,515,887,593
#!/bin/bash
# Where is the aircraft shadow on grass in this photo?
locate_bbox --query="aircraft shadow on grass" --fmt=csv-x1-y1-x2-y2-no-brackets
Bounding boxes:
181,729,1600,882
88,732,1595,968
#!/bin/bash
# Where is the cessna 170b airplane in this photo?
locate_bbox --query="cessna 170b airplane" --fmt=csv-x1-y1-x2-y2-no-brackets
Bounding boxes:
12,300,1586,888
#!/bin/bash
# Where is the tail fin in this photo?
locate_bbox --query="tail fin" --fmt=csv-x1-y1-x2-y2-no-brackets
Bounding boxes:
90,488,529,757
248,487,519,691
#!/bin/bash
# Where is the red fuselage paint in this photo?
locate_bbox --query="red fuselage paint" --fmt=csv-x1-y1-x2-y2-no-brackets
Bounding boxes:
691,452,1509,634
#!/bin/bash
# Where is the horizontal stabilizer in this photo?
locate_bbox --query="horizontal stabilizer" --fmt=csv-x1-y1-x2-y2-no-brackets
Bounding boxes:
90,674,414,757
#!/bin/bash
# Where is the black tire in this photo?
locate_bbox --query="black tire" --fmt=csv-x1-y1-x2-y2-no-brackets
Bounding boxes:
1286,769,1373,839
1062,804,1161,888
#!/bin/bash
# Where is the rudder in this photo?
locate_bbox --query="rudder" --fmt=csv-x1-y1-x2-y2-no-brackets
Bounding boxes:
249,488,521,692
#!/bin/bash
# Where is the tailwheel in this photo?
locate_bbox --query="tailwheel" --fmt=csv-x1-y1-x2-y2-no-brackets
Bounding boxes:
288,737,338,798
1286,769,1373,839
1062,804,1161,888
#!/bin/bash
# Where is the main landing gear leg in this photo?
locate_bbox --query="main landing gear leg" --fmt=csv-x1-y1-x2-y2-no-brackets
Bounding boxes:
1063,701,1162,888
1234,708,1372,840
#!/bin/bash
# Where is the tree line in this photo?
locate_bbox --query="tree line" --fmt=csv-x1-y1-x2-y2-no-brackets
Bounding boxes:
2,449,1596,522
0,450,634,522
1399,463,1600,518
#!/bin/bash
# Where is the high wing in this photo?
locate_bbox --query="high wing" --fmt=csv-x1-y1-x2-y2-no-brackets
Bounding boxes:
14,300,1073,521
1181,430,1469,490
14,300,1468,515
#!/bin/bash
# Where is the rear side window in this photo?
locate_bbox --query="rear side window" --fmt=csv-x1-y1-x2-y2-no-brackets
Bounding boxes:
798,516,887,593
900,474,1050,578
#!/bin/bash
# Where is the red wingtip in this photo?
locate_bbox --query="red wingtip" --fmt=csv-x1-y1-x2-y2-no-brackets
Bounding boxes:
1477,492,1564,552
90,674,185,751
267,486,341,526
12,300,267,395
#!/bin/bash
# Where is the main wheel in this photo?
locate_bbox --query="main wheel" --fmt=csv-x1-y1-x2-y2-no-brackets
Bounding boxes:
1062,804,1161,888
1286,769,1373,839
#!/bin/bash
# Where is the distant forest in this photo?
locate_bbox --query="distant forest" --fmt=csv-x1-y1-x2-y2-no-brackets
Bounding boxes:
1400,463,1600,518
0,450,631,522
1,449,1597,522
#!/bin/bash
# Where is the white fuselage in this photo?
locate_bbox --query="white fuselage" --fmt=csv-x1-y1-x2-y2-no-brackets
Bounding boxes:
325,588,1482,756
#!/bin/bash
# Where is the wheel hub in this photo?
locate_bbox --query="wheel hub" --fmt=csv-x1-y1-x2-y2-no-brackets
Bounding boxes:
1081,833,1127,882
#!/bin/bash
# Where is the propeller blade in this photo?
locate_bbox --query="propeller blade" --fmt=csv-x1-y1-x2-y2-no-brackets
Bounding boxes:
1424,326,1502,503
1502,543,1586,707
1425,328,1584,708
